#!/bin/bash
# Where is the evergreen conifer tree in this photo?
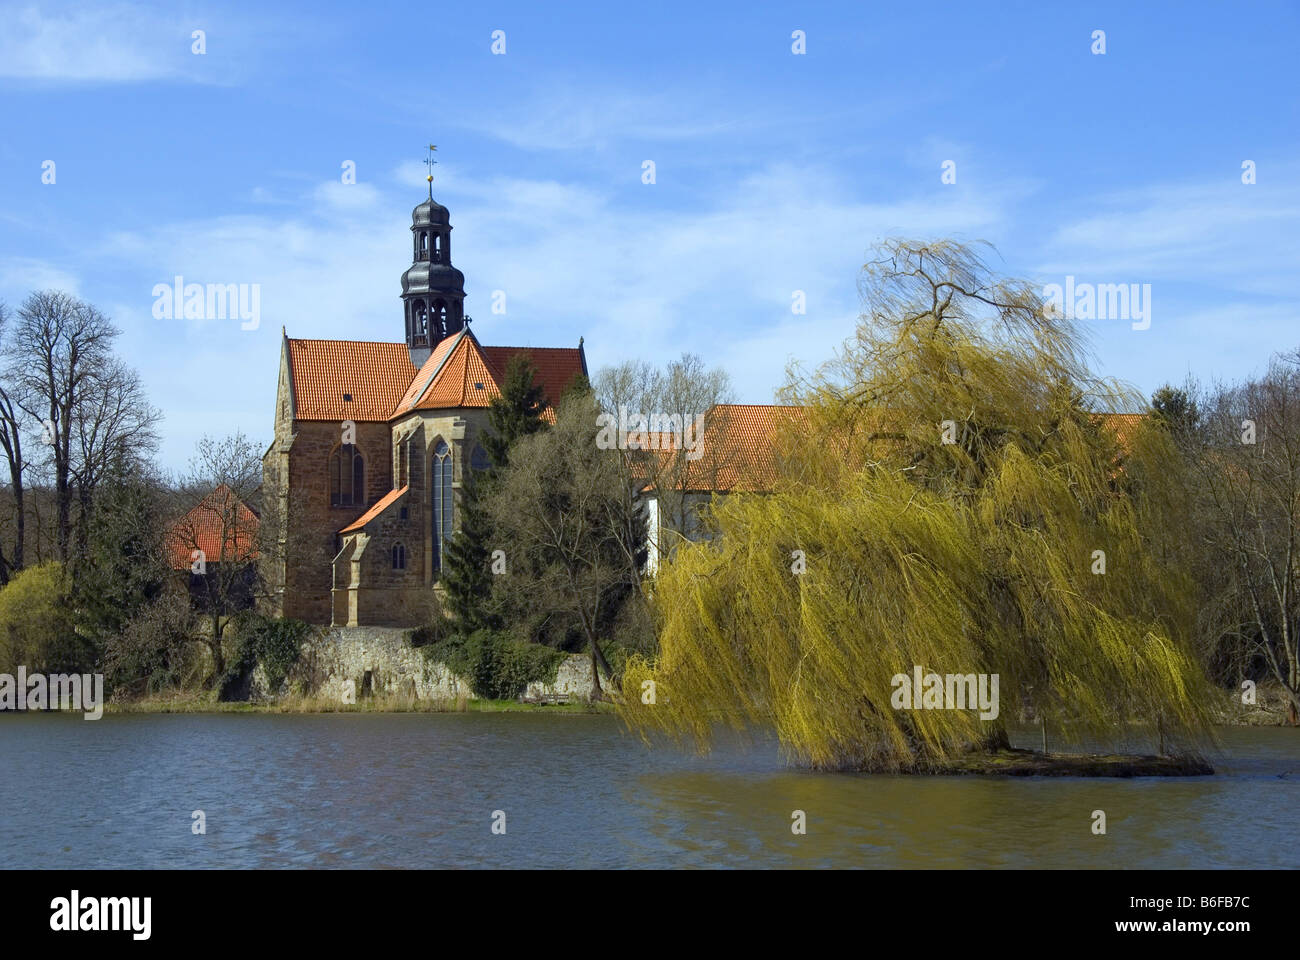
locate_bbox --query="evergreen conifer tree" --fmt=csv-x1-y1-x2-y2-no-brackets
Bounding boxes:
482,354,546,470
441,353,547,634
440,467,498,634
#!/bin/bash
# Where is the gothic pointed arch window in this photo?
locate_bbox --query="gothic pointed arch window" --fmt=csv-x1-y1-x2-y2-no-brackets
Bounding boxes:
392,542,406,570
330,444,365,506
432,440,453,571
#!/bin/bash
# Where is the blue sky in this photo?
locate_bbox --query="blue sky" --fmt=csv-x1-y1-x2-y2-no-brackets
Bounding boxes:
2,0,1298,471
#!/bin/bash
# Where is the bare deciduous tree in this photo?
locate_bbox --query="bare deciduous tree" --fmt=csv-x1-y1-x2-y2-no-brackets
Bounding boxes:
5,292,121,562
487,390,647,699
1184,351,1300,722
595,353,736,567
71,358,161,563
169,432,263,681
0,302,28,583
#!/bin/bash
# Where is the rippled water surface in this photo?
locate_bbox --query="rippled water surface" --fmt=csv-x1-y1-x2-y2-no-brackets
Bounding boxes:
2,713,1296,868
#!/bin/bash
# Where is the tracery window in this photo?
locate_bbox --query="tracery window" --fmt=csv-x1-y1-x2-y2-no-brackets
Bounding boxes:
432,440,453,571
330,444,365,506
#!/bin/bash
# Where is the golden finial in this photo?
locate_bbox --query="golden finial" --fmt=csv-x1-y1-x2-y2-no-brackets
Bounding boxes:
424,144,437,199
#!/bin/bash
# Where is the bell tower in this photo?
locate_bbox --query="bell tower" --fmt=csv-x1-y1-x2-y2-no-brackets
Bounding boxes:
401,145,466,367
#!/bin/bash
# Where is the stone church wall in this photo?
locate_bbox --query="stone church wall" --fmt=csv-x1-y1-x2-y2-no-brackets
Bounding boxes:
261,339,523,629
266,418,394,625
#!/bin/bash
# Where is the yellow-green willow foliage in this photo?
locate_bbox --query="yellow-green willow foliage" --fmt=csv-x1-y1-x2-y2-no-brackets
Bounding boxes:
619,240,1215,770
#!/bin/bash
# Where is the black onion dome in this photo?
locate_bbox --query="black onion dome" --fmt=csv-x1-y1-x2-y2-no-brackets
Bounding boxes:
412,198,449,226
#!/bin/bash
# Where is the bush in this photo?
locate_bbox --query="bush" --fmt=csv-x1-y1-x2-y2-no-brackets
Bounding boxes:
258,618,310,691
104,587,196,695
0,562,93,674
219,614,310,699
407,590,448,647
75,464,169,645
408,620,446,648
426,629,564,700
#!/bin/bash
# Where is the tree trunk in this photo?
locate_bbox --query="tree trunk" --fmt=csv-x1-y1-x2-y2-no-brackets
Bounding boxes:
593,635,614,680
1290,657,1300,726
571,588,613,702
588,640,605,701
10,483,22,571
208,638,225,685
0,389,22,572
56,478,70,560
209,610,225,684
977,727,1010,751
55,409,71,563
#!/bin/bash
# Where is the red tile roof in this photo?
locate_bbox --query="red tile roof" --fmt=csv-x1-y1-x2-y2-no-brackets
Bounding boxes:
639,407,1145,495
396,331,506,413
1097,412,1145,451
637,404,806,494
287,338,417,421
287,330,585,424
392,331,585,419
165,484,259,570
340,484,408,533
689,404,805,492
481,345,586,409
394,333,466,412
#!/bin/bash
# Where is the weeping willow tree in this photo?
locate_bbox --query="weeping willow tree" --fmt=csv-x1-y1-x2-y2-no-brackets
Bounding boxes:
619,240,1215,771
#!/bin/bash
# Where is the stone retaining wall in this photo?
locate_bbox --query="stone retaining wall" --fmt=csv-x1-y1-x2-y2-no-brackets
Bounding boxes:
249,625,601,703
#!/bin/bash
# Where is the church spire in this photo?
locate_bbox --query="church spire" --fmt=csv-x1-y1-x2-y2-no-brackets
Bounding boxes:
401,145,465,367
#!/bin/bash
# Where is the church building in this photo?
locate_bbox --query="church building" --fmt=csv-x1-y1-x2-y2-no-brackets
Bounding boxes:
261,188,587,627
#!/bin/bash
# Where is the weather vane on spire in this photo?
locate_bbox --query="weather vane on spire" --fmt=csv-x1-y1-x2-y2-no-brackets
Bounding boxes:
424,144,437,200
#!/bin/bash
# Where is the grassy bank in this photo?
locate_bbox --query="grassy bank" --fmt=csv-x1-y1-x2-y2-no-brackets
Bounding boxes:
105,681,1295,732
108,691,615,715
935,748,1214,777
1210,681,1294,726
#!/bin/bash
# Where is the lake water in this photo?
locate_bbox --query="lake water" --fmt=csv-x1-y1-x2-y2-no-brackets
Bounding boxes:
2,713,1296,868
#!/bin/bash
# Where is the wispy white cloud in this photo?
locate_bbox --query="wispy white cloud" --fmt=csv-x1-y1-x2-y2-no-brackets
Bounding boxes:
1020,169,1300,397
0,1,275,84
0,257,81,299
92,162,1009,473
459,84,780,153
313,180,383,213
0,3,197,82
1036,170,1300,298
86,156,1300,471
